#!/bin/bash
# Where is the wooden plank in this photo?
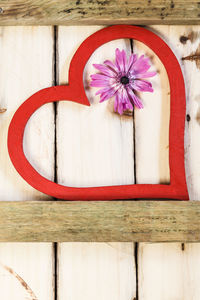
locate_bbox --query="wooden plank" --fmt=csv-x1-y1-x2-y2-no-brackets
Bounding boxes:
58,243,135,300
0,26,55,201
137,25,200,300
0,1,200,25
57,26,134,187
0,200,199,242
138,243,188,300
0,27,54,299
139,243,200,300
0,243,54,300
57,26,136,300
133,28,170,184
181,25,200,300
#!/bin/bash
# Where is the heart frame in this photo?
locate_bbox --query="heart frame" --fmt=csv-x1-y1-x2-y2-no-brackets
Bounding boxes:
7,25,189,200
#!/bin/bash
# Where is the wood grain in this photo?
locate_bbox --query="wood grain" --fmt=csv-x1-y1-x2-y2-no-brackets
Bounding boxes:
137,25,200,300
0,26,54,299
0,0,200,25
0,26,55,201
133,31,170,184
0,200,199,242
58,243,136,300
57,26,136,300
0,243,54,300
139,243,200,300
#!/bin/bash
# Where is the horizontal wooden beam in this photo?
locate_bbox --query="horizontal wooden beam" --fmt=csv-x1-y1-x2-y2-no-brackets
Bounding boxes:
0,200,199,242
0,1,199,25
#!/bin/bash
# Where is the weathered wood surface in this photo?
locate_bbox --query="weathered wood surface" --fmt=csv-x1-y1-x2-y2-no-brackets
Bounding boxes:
0,27,54,299
58,243,136,300
138,25,200,300
0,0,200,25
1,24,200,299
134,32,170,184
139,243,200,300
0,200,199,242
57,26,136,300
0,243,54,300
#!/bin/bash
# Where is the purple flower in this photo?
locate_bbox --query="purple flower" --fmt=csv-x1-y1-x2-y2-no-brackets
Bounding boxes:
90,48,156,115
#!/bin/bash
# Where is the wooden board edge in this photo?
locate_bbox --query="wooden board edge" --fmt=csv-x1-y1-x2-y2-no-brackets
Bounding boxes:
0,1,200,25
0,200,199,242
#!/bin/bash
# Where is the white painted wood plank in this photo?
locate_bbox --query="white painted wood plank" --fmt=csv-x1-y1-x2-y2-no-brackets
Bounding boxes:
0,26,55,200
139,243,186,300
139,243,200,300
0,243,54,300
0,27,54,299
58,243,135,300
133,29,170,184
57,26,136,300
137,25,200,300
57,26,134,187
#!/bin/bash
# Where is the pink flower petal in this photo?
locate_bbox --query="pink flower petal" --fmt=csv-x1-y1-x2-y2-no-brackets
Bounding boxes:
96,84,120,96
131,79,154,92
130,55,151,75
114,90,124,115
90,48,156,114
114,94,118,112
115,48,126,73
127,88,143,109
114,88,133,114
90,74,110,81
104,60,118,73
95,87,110,96
118,98,124,115
121,50,127,73
93,64,116,77
90,80,110,87
121,88,129,104
127,54,137,72
135,71,157,78
124,97,133,110
99,87,117,102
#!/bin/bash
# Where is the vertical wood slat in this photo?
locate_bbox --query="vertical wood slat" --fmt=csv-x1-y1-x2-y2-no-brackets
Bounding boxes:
138,25,200,300
0,243,54,300
0,27,54,299
132,29,169,300
0,26,55,200
133,31,171,300
58,243,135,300
133,34,170,184
57,26,136,300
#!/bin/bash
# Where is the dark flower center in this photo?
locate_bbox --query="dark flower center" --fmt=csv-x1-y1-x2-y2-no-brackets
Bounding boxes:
120,76,129,85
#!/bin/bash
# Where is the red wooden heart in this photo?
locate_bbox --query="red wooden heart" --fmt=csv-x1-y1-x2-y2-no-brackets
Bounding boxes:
7,25,189,200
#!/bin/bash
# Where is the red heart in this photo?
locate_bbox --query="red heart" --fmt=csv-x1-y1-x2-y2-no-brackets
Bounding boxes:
7,25,189,200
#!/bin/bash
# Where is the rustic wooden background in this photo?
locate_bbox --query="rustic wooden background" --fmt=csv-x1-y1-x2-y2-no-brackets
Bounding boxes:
0,25,200,299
